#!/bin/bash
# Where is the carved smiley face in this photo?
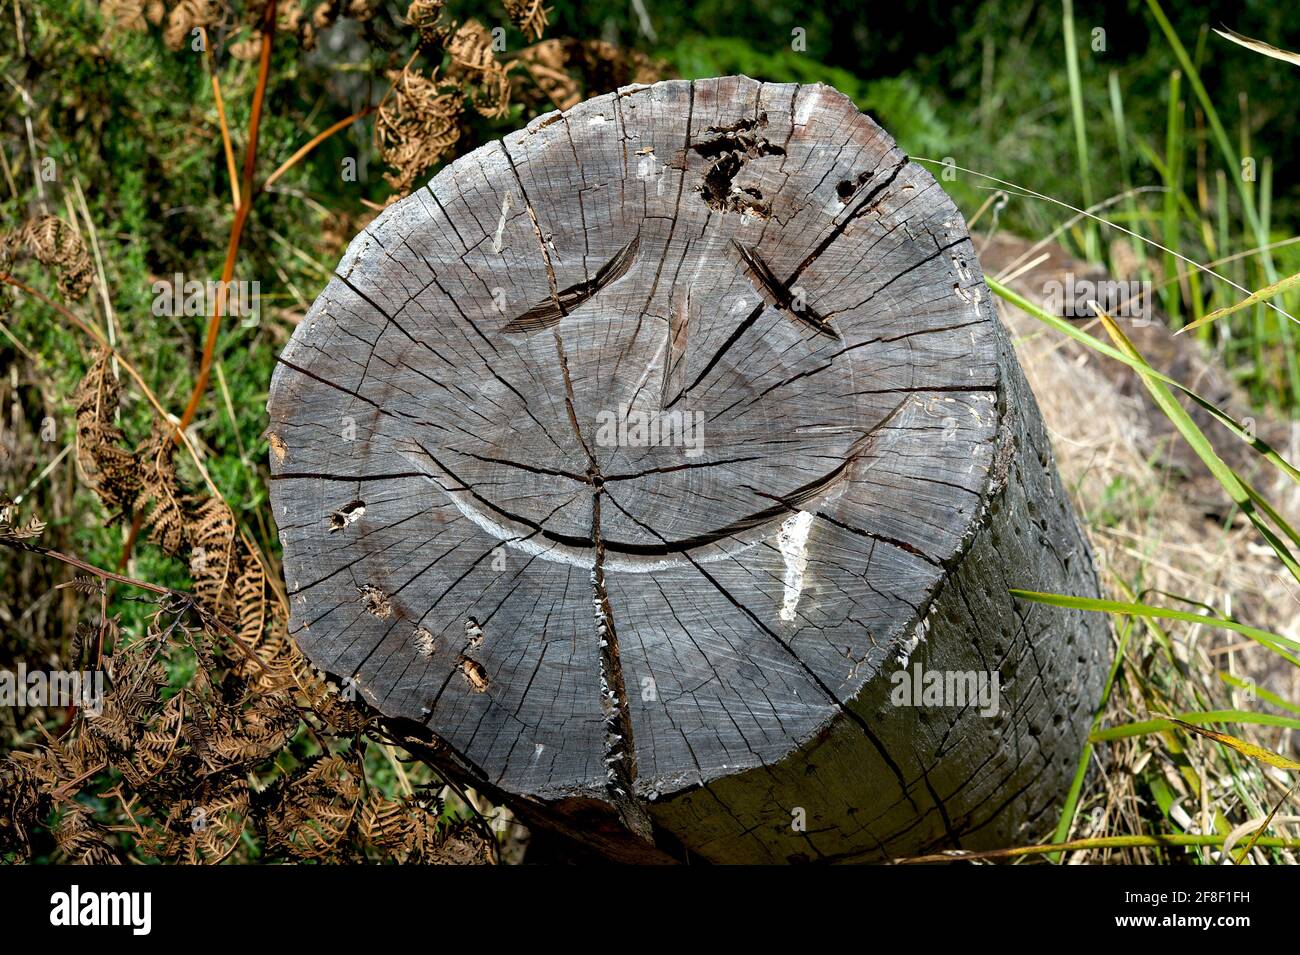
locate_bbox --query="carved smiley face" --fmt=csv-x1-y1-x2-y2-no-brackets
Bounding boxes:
267,77,998,823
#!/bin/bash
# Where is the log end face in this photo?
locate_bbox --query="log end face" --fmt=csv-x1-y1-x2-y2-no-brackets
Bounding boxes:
267,76,1103,861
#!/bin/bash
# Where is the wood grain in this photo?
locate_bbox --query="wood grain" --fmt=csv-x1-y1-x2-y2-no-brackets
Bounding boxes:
267,76,1110,862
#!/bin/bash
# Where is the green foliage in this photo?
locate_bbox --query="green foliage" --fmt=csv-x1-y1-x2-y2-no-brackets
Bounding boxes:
4,0,1300,864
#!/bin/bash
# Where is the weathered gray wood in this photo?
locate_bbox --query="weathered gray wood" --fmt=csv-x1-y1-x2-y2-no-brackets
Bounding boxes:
267,76,1110,863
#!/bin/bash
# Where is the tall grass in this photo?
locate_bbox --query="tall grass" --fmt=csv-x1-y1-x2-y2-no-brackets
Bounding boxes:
966,3,1300,864
1062,0,1098,262
1142,0,1300,407
987,268,1300,860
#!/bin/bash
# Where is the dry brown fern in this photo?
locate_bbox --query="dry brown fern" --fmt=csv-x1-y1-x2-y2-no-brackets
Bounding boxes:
510,38,668,112
133,422,189,555
504,0,548,42
375,67,463,194
0,353,482,865
189,497,238,611
4,398,494,867
405,0,446,45
54,803,121,864
445,19,512,120
264,751,364,860
101,0,163,32
73,349,139,513
1,215,94,302
161,0,220,51
0,494,46,541
0,0,659,868
137,778,250,863
357,790,448,861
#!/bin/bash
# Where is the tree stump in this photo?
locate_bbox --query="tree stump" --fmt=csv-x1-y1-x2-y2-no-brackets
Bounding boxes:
267,77,1110,863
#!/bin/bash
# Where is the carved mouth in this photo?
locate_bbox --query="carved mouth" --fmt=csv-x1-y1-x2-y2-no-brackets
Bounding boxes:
398,394,907,572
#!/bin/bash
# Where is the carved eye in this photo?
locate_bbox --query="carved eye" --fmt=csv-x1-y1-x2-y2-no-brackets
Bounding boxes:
732,240,839,340
501,234,641,335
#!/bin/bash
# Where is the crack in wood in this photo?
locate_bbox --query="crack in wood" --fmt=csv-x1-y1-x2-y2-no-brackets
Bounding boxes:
500,140,654,837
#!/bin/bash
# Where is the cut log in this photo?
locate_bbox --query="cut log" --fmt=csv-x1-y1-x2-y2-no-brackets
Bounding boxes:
266,76,1110,863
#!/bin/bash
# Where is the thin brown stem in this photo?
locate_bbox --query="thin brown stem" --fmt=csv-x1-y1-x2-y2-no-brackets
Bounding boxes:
0,274,291,620
175,0,278,440
0,536,282,681
4,537,204,603
201,25,240,210
263,106,375,191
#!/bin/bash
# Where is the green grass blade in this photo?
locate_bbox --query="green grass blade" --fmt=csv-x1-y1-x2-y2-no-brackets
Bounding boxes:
1237,782,1298,864
1179,269,1300,333
1094,306,1300,582
1009,589,1300,664
1092,710,1300,742
1161,68,1184,325
1146,0,1300,403
1214,26,1300,67
1171,719,1300,770
898,833,1300,864
988,277,1300,486
1144,0,1265,243
1219,672,1300,716
1239,474,1300,551
1062,0,1097,261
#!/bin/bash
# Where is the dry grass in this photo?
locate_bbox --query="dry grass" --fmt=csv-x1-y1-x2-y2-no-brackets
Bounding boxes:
982,232,1300,863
